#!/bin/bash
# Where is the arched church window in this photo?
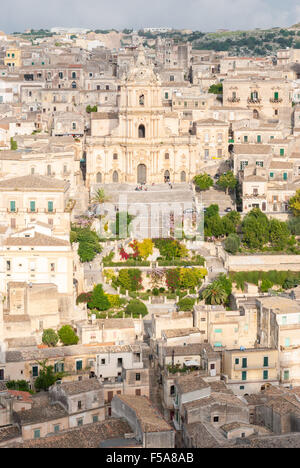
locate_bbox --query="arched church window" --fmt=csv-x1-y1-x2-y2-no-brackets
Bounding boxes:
96,172,102,183
165,153,170,160
138,124,145,138
181,171,186,182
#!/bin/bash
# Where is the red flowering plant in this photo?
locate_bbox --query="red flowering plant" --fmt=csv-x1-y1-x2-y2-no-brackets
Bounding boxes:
119,247,130,260
119,240,141,262
129,240,140,259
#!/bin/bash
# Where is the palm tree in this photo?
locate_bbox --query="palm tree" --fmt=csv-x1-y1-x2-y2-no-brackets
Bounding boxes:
92,188,108,205
202,282,227,305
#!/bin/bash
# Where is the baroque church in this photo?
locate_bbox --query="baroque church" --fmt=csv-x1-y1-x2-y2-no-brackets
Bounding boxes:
85,47,200,187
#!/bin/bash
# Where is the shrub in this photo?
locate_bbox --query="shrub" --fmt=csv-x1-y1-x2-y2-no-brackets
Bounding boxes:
6,380,31,392
165,268,181,291
177,297,195,311
125,299,148,317
152,288,159,296
117,268,142,291
107,294,121,308
58,325,79,346
76,292,92,305
42,329,59,347
224,233,241,254
260,279,273,292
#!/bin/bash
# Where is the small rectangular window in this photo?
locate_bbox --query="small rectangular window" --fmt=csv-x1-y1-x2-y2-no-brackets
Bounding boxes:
48,201,53,212
10,201,16,212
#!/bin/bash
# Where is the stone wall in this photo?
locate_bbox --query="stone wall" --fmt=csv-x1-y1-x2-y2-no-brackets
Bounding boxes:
225,253,300,272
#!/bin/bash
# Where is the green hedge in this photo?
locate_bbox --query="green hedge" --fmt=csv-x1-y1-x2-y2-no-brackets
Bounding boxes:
103,260,150,267
230,270,300,291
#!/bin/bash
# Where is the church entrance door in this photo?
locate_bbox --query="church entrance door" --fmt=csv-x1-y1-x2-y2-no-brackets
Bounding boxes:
137,164,147,184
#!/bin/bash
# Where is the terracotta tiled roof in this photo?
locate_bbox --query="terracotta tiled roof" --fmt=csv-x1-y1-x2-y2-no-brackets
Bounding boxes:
0,175,68,191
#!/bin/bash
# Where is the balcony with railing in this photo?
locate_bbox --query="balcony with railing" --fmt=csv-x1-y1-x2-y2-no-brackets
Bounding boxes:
270,98,283,103
227,97,240,103
247,97,261,104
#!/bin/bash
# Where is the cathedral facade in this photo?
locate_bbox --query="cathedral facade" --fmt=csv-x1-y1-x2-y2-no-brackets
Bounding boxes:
85,48,200,187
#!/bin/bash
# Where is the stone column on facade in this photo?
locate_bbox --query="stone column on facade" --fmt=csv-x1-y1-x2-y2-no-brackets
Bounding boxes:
173,147,177,183
104,149,108,183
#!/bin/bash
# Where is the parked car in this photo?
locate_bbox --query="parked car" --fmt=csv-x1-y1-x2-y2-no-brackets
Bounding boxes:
224,207,232,212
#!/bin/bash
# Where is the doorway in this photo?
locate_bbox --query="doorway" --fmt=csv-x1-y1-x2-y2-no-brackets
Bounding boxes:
137,164,147,184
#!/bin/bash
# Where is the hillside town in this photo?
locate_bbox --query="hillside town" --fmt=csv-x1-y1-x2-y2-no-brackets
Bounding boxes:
1,25,300,449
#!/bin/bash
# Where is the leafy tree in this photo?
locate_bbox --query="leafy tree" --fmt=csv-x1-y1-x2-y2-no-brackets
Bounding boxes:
154,238,187,260
269,219,290,250
242,208,269,249
193,173,213,191
205,204,219,218
208,83,223,94
204,215,224,238
223,210,241,227
137,239,154,260
179,268,206,289
216,171,237,194
125,299,148,317
71,227,102,263
42,329,59,347
289,189,300,216
224,233,241,254
177,297,195,311
87,284,110,311
201,282,227,305
34,360,62,392
221,216,236,236
58,325,79,346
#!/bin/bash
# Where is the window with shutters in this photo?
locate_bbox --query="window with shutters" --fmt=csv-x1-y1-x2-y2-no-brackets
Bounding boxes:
10,201,16,212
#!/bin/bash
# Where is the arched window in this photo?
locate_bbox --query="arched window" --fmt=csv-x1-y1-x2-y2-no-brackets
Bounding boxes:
181,171,186,182
71,81,77,89
253,109,259,119
72,72,77,79
165,153,170,160
113,171,119,183
31,167,35,175
138,124,145,138
139,94,145,106
164,170,170,182
96,172,102,183
113,153,118,160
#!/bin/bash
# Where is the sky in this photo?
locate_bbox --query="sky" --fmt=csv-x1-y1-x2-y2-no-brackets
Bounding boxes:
1,0,300,33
